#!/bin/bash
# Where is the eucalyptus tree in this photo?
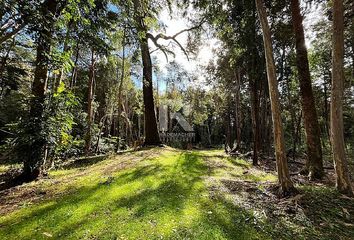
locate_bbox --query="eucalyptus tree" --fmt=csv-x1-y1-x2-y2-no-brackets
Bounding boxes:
255,0,296,196
192,0,268,164
330,0,353,196
290,0,324,179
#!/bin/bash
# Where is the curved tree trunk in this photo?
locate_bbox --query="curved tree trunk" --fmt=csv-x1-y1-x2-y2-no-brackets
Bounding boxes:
290,0,324,179
133,0,161,146
330,0,353,196
255,0,296,196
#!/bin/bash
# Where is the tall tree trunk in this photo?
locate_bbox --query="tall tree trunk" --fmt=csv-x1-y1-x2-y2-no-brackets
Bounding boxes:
22,0,61,181
323,73,330,138
133,0,161,145
290,0,324,179
85,49,96,155
116,30,126,151
250,78,260,165
255,0,296,196
225,112,232,152
330,0,353,196
234,69,242,150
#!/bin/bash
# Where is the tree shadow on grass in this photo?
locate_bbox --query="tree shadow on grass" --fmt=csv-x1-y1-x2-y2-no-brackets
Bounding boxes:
62,154,111,170
0,151,270,239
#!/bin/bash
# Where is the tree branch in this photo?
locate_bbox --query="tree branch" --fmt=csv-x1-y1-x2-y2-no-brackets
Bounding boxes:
0,22,26,44
146,20,205,62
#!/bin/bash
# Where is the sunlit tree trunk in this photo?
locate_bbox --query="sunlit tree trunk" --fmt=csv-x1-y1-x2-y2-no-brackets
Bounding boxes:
133,0,161,145
255,0,296,196
116,30,126,151
85,49,96,155
330,0,353,196
290,0,324,179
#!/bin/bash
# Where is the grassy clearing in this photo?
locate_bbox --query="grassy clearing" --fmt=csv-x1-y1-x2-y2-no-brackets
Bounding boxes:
0,148,353,239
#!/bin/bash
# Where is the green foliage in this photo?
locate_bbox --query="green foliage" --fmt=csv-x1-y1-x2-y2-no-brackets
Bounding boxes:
45,82,81,159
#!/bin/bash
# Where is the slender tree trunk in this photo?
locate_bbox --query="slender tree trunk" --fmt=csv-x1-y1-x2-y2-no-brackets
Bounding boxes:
290,0,324,179
116,30,126,151
85,49,96,155
330,0,353,196
255,0,296,196
323,71,330,139
225,112,232,152
138,114,141,139
250,78,260,165
70,40,80,89
234,69,242,150
133,0,161,145
22,0,61,181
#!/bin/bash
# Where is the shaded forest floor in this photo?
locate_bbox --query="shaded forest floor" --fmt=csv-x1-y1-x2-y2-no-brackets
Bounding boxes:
0,147,353,239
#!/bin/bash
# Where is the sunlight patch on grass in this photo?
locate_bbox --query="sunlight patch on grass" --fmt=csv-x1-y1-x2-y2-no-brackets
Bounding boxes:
0,148,272,239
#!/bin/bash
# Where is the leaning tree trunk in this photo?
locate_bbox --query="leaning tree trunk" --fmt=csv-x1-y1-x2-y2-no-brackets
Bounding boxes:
22,0,61,181
330,0,353,196
133,0,161,145
255,0,296,196
290,0,324,179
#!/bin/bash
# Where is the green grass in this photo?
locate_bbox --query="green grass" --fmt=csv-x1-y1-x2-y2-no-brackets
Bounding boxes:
0,148,353,239
0,149,269,239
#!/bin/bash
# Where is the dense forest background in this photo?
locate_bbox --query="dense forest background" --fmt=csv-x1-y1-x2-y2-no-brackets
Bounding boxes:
0,0,353,196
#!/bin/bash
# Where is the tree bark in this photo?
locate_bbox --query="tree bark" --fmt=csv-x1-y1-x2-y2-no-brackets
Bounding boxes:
116,30,126,151
330,0,353,196
250,78,260,165
22,0,61,181
255,0,296,196
234,69,242,150
85,49,96,155
290,0,324,179
133,0,161,145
